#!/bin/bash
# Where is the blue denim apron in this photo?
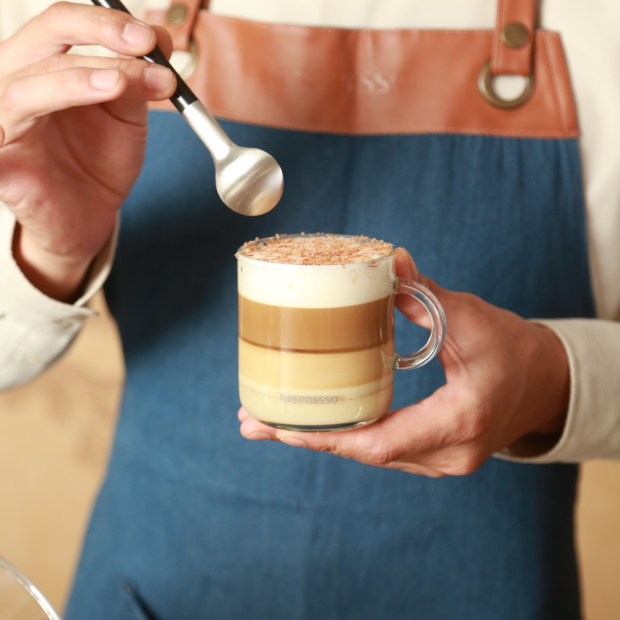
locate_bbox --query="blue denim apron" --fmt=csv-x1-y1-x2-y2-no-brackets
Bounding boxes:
63,109,593,619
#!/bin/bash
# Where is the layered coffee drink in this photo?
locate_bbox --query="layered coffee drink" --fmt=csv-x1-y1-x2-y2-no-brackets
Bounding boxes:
237,234,397,430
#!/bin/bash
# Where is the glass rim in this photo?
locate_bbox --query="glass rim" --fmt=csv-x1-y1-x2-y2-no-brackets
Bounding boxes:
0,556,61,620
236,233,395,269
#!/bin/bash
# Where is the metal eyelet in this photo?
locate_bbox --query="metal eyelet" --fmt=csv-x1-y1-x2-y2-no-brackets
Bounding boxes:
170,39,199,80
167,3,188,27
478,59,534,110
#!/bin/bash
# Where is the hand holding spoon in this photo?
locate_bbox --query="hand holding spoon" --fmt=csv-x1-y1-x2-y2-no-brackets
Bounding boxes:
91,0,283,216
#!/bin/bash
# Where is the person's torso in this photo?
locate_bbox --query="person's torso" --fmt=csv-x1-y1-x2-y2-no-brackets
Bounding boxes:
67,2,593,617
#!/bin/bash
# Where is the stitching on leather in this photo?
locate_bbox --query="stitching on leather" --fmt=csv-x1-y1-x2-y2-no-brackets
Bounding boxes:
520,0,536,77
493,0,537,76
494,0,507,72
543,33,568,132
194,10,559,39
197,15,495,37
199,108,577,138
152,102,576,137
202,17,562,38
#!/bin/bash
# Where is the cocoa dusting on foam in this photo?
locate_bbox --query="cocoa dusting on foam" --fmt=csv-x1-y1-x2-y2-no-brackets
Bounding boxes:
238,234,393,265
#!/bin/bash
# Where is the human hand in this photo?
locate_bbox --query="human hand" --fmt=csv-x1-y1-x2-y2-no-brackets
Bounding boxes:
239,247,570,477
0,2,177,301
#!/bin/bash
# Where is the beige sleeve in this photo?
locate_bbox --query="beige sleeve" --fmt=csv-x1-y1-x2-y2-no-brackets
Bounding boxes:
0,205,118,391
497,318,620,463
0,0,146,393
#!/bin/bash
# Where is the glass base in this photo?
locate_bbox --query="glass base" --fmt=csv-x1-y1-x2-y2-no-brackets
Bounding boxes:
263,419,378,433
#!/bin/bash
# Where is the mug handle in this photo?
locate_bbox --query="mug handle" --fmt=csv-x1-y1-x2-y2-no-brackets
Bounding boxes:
391,278,447,370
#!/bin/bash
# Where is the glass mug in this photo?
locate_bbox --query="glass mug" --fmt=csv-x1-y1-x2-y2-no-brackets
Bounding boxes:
0,556,62,620
237,234,446,431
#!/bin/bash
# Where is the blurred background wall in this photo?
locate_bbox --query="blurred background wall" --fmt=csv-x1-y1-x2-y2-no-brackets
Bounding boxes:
0,293,618,618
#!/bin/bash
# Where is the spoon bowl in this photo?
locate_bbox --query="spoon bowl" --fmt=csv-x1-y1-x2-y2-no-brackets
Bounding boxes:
184,101,284,216
216,146,284,216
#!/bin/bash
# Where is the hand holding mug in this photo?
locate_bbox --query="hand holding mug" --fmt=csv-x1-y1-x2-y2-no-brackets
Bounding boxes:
237,235,446,431
240,247,571,477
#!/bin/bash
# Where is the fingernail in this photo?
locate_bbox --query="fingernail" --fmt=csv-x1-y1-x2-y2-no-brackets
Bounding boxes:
247,432,271,441
279,436,307,448
91,69,119,91
145,65,174,92
123,21,153,48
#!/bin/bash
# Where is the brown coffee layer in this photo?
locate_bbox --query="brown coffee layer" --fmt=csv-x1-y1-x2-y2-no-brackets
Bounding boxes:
239,295,394,352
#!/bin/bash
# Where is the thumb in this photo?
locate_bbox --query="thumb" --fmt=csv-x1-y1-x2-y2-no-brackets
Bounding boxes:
394,247,453,325
151,25,174,61
395,247,442,296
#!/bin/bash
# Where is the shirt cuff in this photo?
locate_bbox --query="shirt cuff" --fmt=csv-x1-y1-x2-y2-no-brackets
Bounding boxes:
497,318,620,463
0,204,118,322
0,204,119,390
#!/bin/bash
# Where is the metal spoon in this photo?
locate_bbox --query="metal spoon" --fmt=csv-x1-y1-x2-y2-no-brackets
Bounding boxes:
91,0,283,216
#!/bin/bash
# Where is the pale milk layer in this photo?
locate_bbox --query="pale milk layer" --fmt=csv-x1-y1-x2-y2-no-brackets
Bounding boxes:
239,338,394,388
239,338,395,425
239,375,394,426
238,255,395,309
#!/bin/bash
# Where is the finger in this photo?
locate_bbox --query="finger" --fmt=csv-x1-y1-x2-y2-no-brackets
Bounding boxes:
0,68,128,133
394,246,457,330
240,412,280,441
152,25,174,61
383,461,446,478
394,247,449,300
100,25,176,124
401,444,486,477
116,26,173,62
2,3,157,73
25,54,176,100
239,412,445,477
241,398,465,477
273,388,460,463
394,246,419,281
0,124,4,148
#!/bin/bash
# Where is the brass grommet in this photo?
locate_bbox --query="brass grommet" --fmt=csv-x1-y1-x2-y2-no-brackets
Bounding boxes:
180,39,199,80
478,60,534,110
501,22,529,48
167,3,188,27
170,39,199,80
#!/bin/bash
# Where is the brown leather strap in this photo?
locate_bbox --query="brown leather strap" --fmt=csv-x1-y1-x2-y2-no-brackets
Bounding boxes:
159,0,203,52
146,12,578,138
491,0,536,76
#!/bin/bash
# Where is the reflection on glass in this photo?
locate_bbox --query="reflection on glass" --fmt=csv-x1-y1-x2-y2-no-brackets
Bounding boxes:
0,556,61,620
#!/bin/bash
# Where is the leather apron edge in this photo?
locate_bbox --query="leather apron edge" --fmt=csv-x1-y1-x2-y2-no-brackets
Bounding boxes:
146,11,580,139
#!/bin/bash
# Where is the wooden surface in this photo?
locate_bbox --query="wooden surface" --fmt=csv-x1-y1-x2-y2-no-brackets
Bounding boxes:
0,292,618,617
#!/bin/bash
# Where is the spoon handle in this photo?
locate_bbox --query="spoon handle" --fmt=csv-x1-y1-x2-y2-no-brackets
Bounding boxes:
91,0,235,160
91,0,197,113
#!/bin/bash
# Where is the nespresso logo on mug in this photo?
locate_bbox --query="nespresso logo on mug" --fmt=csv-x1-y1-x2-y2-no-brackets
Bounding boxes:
279,393,339,405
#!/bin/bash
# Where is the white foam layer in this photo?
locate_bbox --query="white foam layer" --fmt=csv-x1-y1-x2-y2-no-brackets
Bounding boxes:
238,254,395,308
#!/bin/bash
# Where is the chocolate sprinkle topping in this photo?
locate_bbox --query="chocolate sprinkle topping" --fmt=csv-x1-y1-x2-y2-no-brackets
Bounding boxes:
238,233,394,265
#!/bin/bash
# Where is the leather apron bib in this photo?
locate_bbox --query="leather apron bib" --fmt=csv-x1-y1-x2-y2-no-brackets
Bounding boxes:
67,1,593,618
